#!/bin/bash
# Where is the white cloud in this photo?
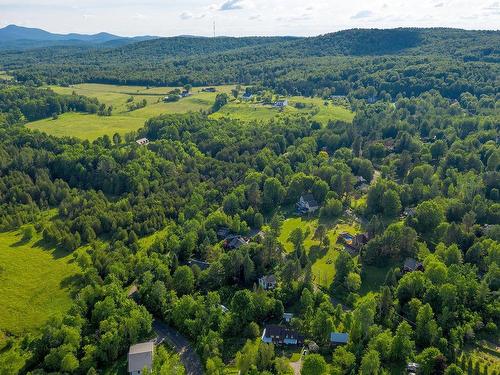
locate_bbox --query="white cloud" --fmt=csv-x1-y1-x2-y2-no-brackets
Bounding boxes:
219,0,246,11
351,10,374,19
180,11,193,20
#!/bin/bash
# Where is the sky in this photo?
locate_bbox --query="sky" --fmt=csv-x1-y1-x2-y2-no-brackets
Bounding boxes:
0,0,499,37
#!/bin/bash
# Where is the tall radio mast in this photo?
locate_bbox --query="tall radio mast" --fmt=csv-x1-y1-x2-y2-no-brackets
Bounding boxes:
213,21,216,37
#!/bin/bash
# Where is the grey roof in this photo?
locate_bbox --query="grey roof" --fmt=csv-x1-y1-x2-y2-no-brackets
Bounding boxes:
260,274,277,284
300,194,319,208
330,332,349,344
404,258,422,271
128,342,154,373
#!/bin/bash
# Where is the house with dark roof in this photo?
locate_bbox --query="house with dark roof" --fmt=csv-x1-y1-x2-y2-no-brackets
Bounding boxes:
225,235,249,250
258,275,277,290
242,93,253,100
330,332,349,347
128,341,154,375
402,207,417,218
403,258,424,273
262,324,304,346
297,194,319,215
188,259,211,271
216,227,230,239
202,87,216,92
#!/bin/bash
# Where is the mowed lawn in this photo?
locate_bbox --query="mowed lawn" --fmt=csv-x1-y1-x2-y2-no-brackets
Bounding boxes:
210,96,354,125
27,83,234,140
278,217,360,287
0,230,80,335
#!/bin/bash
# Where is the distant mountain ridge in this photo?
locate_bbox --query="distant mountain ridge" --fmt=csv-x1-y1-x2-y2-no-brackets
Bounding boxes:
0,24,157,50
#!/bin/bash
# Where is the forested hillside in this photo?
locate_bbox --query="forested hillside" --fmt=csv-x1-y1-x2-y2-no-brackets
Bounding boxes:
1,28,498,97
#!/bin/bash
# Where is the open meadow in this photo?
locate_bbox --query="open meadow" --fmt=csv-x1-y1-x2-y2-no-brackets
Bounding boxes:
27,83,234,140
0,229,80,335
26,83,354,140
278,215,361,288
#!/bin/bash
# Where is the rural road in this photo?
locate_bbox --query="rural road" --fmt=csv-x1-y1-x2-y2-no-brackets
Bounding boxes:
153,320,204,375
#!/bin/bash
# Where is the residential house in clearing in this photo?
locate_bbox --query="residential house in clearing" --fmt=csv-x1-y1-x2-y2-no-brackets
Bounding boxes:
202,87,217,92
128,341,154,375
242,92,253,100
262,324,304,346
403,258,424,273
402,207,417,218
330,332,349,347
181,90,191,98
297,194,319,215
135,138,150,146
258,274,277,290
273,100,288,108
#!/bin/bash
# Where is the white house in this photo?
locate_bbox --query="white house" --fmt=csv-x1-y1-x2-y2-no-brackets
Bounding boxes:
135,138,150,146
128,341,154,375
274,100,288,108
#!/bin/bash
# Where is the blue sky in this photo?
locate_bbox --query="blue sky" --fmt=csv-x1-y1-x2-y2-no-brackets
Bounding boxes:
0,0,498,36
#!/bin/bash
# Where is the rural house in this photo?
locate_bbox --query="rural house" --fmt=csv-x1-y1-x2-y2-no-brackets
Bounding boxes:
242,92,253,100
128,341,154,375
261,324,304,346
202,87,216,92
403,258,424,273
297,194,319,215
258,274,277,290
135,138,150,146
188,259,211,271
224,235,249,250
273,99,288,108
330,332,349,347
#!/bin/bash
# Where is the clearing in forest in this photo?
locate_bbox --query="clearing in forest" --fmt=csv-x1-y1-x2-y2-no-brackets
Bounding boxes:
278,216,360,287
26,83,234,140
0,229,80,335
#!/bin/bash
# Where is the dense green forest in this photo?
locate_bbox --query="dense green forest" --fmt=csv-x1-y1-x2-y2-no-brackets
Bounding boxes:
0,27,498,375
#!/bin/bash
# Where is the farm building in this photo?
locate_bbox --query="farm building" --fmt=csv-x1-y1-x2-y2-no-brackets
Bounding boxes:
261,324,304,346
202,87,216,92
128,341,154,375
242,93,253,100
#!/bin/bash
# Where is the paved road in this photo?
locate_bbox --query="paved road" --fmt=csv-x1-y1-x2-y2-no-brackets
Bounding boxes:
153,320,204,375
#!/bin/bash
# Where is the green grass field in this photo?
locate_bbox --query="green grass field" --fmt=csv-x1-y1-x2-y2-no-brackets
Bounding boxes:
278,217,360,287
27,84,354,140
210,96,354,124
27,83,234,140
0,71,13,81
0,229,80,335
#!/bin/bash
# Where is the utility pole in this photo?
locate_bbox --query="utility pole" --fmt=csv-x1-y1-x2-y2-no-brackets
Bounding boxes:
213,21,216,38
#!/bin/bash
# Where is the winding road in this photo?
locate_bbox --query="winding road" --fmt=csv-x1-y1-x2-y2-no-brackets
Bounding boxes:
152,320,204,375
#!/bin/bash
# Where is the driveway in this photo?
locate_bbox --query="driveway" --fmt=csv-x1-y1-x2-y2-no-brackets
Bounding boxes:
153,320,204,375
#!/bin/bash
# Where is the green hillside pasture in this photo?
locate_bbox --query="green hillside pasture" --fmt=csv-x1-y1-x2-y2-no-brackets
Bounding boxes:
278,217,360,287
210,96,354,124
0,230,80,335
27,84,234,140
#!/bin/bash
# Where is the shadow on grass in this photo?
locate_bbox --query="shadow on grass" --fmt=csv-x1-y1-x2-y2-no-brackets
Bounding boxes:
60,273,84,296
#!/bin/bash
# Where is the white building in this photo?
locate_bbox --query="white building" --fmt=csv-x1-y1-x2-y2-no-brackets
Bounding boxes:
128,341,154,375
